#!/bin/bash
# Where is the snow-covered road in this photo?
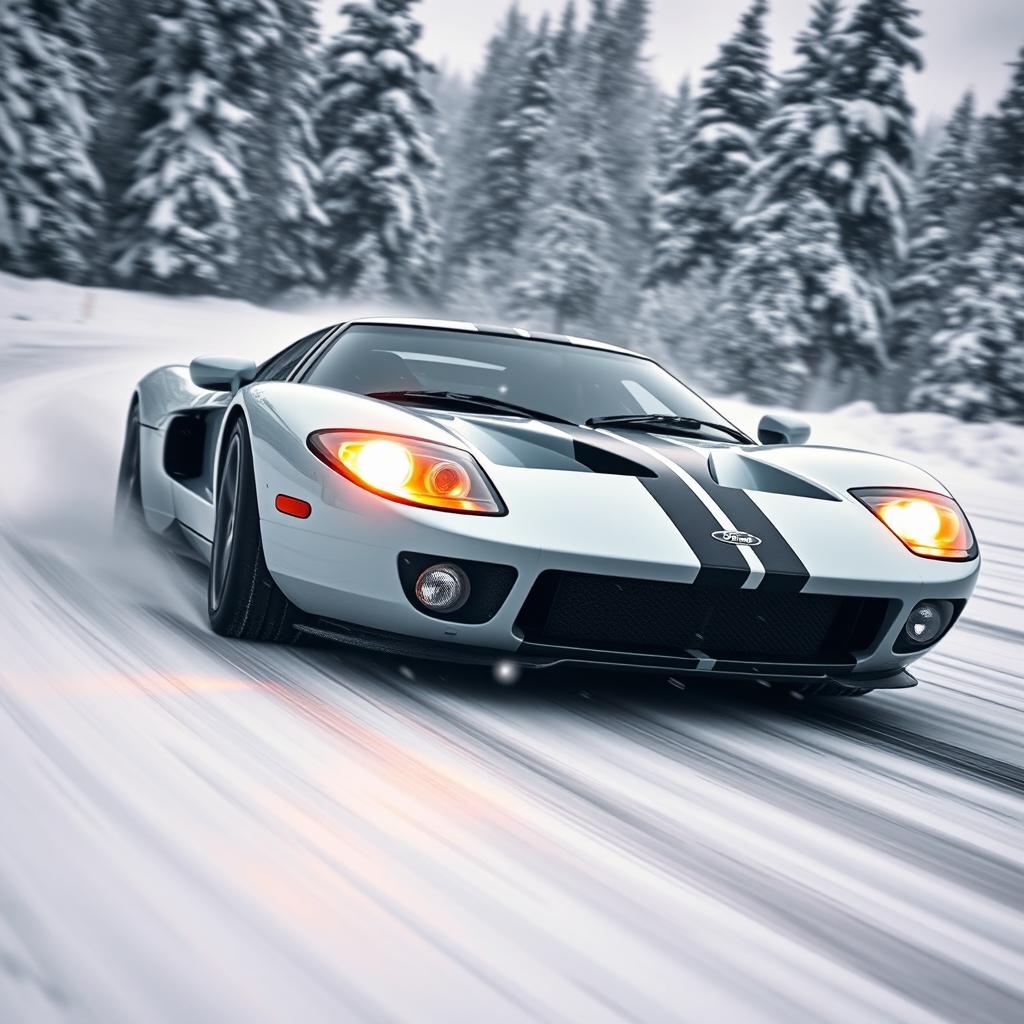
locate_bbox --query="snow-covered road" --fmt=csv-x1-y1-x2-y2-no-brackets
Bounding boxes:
2,279,1023,1022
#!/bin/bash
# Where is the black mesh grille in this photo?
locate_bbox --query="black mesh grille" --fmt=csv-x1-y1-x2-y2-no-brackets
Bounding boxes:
517,571,889,662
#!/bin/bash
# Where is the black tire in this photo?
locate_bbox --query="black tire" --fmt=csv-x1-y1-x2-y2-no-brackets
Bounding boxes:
114,398,146,536
208,418,302,642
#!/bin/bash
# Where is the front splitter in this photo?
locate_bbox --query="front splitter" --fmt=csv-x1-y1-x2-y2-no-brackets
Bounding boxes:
295,618,917,690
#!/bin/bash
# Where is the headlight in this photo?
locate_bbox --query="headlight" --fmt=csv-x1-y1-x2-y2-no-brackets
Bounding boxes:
308,430,505,515
851,488,976,560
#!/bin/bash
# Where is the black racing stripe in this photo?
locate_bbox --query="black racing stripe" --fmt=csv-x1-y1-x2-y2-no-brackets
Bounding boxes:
643,436,810,593
641,475,751,588
563,428,751,588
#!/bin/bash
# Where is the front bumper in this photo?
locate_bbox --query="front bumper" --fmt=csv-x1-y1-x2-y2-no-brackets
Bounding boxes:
259,456,979,682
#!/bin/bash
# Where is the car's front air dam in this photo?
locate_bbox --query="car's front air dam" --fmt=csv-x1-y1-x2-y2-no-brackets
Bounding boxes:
291,614,918,691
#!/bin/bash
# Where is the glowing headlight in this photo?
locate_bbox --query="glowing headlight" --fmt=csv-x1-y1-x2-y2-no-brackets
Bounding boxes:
425,460,472,499
345,439,414,492
851,488,976,560
308,430,505,515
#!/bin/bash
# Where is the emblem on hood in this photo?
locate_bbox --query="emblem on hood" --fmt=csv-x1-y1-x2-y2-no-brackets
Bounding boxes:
712,529,762,547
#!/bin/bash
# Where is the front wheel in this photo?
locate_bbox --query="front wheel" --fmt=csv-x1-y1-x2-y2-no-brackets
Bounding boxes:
114,399,145,535
208,418,302,642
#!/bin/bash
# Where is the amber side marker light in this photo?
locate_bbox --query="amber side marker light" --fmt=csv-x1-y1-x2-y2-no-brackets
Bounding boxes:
851,488,977,560
276,494,312,519
307,430,505,515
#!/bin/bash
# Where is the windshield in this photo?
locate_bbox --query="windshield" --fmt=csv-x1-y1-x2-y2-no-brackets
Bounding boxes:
303,325,738,434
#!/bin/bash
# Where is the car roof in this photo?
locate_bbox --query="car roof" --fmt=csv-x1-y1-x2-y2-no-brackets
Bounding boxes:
347,317,649,360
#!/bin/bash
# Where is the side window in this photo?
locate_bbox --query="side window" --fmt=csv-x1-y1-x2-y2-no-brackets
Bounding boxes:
255,328,331,382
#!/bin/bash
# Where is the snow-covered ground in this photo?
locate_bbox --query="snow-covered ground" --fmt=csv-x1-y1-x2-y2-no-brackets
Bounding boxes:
1,273,1022,1022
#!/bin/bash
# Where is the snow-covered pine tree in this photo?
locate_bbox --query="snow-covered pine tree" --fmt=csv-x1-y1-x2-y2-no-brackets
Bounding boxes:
715,191,880,405
906,229,1024,422
553,0,577,65
111,0,325,297
748,0,843,211
974,46,1024,234
514,136,613,335
710,202,819,404
93,0,159,270
348,232,391,301
426,66,468,300
0,1,41,275
593,0,652,172
485,16,557,250
513,21,614,334
270,0,329,294
831,0,922,285
909,50,1024,423
440,5,532,292
590,0,655,331
652,81,693,187
639,81,707,366
646,80,698,290
113,1,269,294
0,0,104,283
889,93,978,377
239,0,327,296
718,0,882,402
515,16,558,163
448,255,501,322
648,0,771,287
317,0,440,299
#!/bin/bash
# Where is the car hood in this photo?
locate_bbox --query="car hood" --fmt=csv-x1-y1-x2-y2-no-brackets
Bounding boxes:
430,411,948,498
422,410,972,591
246,384,975,592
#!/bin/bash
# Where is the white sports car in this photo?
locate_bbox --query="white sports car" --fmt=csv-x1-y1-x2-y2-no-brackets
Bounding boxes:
117,318,979,697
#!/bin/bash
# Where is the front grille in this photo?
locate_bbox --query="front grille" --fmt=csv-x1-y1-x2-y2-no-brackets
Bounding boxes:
517,571,889,663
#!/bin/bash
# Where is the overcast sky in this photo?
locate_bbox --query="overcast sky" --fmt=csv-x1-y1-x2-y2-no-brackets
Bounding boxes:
319,0,1023,120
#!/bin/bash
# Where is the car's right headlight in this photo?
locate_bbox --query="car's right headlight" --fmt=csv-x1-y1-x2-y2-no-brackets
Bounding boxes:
851,487,977,560
308,430,506,515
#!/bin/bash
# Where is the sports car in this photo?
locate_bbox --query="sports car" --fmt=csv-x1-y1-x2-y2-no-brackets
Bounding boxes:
117,317,980,697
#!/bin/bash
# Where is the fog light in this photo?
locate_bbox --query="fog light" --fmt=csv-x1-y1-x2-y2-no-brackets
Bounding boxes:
904,602,943,644
415,563,469,612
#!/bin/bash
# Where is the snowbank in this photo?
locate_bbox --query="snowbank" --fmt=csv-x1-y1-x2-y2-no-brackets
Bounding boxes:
717,397,1024,489
0,270,318,356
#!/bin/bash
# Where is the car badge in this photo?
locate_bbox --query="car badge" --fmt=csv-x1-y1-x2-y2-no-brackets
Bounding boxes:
712,529,762,547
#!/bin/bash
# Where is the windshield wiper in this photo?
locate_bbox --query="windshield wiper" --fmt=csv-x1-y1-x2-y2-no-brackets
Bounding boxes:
367,393,749,440
368,390,574,425
586,414,752,444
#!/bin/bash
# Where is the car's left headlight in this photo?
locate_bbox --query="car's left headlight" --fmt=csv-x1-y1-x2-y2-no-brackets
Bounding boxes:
308,430,506,515
851,488,977,560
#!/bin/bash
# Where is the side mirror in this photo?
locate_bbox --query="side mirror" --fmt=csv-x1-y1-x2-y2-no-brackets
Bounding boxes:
757,413,811,446
189,356,258,393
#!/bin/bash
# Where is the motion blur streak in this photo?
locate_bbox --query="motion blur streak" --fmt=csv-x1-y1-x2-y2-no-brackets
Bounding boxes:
1,297,1023,1023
